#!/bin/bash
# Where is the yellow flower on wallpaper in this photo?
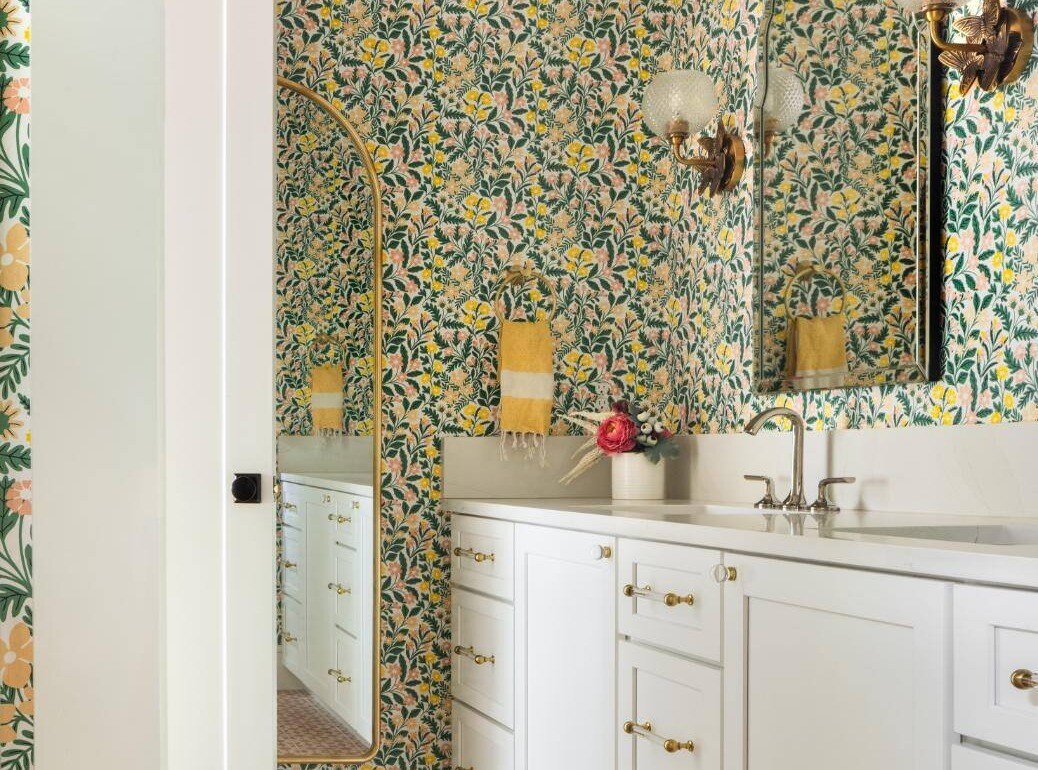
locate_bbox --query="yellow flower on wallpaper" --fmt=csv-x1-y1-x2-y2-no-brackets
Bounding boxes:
463,89,494,121
0,222,28,292
359,35,391,68
563,245,596,278
566,35,596,67
565,140,595,173
462,193,492,226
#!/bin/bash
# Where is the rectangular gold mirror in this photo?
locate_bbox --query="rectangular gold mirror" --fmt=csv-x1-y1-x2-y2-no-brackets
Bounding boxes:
274,77,382,765
755,0,941,392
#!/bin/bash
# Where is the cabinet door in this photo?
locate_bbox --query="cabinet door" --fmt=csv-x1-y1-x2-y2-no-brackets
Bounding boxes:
454,701,514,770
618,640,721,770
515,524,616,770
303,488,334,699
282,595,306,678
723,555,950,770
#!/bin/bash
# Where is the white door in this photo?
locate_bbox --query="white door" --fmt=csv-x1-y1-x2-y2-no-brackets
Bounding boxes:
723,555,951,770
514,524,617,770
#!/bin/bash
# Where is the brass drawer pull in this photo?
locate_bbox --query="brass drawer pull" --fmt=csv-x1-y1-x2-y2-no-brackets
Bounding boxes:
1011,668,1036,690
283,561,298,570
283,503,298,512
283,633,298,644
328,513,352,524
352,500,361,510
454,644,495,665
454,546,495,564
322,494,333,503
623,720,695,754
623,583,695,608
454,767,474,770
328,582,351,596
327,668,351,684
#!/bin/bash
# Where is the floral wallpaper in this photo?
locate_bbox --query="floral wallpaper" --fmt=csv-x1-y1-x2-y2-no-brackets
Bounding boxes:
277,0,1038,766
759,0,923,387
0,2,30,769
277,89,376,437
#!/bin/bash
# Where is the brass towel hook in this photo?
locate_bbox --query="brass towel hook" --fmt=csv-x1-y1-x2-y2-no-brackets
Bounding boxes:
492,264,559,323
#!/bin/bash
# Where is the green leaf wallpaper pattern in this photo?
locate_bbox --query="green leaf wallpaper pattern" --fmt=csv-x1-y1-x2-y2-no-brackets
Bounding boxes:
0,2,29,769
277,0,1038,767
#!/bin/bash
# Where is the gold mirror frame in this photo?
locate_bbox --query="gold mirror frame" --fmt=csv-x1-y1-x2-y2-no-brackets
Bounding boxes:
275,75,383,766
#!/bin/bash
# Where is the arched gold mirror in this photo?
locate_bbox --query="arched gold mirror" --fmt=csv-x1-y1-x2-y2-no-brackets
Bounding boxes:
274,76,382,765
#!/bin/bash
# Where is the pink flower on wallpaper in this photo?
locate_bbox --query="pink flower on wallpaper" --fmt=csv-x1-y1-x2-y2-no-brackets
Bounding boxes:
2,79,28,116
5,481,29,516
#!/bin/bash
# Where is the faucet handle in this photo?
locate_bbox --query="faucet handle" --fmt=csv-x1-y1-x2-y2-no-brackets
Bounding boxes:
810,477,856,513
744,475,778,509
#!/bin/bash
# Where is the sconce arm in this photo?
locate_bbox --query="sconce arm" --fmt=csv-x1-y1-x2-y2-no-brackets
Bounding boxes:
925,10,986,54
669,134,716,172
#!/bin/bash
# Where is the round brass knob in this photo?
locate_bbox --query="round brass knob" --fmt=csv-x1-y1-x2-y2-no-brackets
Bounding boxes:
712,564,737,583
1011,669,1036,690
283,633,297,643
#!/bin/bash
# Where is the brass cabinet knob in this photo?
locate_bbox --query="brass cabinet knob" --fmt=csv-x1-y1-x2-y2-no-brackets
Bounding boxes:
283,633,298,644
712,564,737,583
1011,669,1036,690
454,644,495,665
623,583,694,608
327,582,351,596
593,545,613,560
352,500,361,510
454,546,495,564
337,515,351,525
283,561,298,570
623,719,695,754
327,668,351,684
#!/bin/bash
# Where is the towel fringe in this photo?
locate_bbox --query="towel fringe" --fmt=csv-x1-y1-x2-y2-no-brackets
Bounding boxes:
500,431,548,467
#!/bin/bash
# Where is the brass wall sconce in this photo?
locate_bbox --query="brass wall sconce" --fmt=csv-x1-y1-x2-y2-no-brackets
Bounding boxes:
904,0,1033,94
641,69,746,196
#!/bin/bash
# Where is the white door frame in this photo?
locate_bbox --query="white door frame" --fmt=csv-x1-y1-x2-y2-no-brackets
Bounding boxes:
164,1,276,768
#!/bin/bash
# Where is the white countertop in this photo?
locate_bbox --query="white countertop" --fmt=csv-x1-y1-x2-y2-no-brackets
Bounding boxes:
443,498,1038,590
281,471,374,497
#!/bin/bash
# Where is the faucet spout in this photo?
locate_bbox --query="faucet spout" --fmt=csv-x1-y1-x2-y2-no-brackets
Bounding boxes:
744,407,806,509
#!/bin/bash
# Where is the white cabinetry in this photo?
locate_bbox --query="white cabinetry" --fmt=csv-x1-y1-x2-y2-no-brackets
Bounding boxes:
281,480,373,738
722,554,951,770
515,524,617,770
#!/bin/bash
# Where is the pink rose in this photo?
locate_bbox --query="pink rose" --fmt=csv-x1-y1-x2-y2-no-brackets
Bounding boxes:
596,412,639,455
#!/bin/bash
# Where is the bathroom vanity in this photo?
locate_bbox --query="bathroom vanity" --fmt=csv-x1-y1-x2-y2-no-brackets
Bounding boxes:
446,500,1038,770
279,472,375,741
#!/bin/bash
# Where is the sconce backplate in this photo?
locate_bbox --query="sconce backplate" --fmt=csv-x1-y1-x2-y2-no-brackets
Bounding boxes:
696,124,746,197
937,0,1034,94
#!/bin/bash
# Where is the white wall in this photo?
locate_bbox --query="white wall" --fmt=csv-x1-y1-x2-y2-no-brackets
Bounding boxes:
34,2,166,769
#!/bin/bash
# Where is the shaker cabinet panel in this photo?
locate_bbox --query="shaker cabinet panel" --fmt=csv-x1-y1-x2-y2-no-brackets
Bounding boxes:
617,640,721,770
723,555,951,770
515,524,616,770
955,585,1038,756
453,701,514,770
617,539,723,662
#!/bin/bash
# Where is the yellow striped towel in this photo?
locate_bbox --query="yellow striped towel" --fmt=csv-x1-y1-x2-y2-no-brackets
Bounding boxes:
311,364,344,436
499,320,554,460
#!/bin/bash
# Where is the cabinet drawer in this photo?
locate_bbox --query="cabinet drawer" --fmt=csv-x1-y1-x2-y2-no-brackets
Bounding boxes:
281,483,306,530
332,547,361,635
452,587,514,727
618,539,723,663
618,640,721,770
952,745,1038,770
332,493,369,551
282,526,305,599
955,585,1038,755
452,515,514,601
330,628,362,728
282,595,305,674
453,701,514,770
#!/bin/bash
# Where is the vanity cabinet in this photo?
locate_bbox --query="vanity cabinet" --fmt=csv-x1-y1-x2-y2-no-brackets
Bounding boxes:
281,480,373,738
723,555,951,770
449,509,1038,770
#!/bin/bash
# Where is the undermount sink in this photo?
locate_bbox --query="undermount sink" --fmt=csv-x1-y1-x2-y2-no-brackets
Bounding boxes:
834,524,1038,546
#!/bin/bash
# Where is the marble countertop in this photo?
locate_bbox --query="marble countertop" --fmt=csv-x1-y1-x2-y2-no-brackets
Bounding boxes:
443,498,1038,590
281,471,374,496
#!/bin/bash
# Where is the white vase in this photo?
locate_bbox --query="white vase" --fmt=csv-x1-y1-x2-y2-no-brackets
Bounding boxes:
611,453,666,501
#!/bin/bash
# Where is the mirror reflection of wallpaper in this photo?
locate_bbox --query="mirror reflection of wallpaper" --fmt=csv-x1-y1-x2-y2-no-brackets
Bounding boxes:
760,0,923,388
276,91,375,436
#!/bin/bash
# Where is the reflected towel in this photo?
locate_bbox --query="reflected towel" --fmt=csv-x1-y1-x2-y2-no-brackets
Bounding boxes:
311,364,344,436
499,320,554,460
786,314,849,391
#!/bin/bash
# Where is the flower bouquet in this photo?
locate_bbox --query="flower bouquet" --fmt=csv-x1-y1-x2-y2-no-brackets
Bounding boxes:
560,401,679,498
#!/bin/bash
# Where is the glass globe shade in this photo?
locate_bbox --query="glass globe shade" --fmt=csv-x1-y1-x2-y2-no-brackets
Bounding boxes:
641,69,719,139
762,64,805,134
